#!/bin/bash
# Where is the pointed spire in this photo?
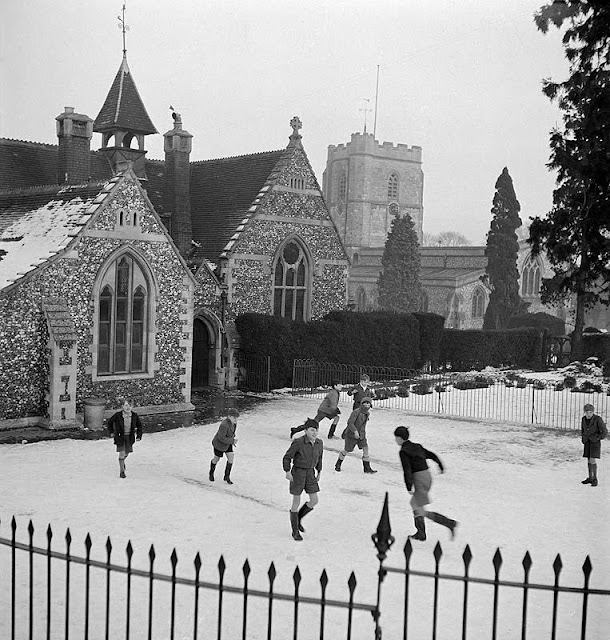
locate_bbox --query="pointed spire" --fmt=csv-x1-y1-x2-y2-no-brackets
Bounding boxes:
93,56,157,135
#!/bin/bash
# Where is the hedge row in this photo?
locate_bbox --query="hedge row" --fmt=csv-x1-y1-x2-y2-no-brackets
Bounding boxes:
439,328,543,370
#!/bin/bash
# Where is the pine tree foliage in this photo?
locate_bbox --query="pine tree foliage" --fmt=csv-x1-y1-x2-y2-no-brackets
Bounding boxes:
377,213,422,313
529,1,610,359
483,167,525,330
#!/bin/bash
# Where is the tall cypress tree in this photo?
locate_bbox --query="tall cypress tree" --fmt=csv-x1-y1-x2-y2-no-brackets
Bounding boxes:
483,167,525,329
377,213,422,312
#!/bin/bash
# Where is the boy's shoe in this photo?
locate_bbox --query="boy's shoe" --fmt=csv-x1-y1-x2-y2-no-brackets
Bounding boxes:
120,471,126,479
591,478,598,486
581,478,592,484
224,477,234,485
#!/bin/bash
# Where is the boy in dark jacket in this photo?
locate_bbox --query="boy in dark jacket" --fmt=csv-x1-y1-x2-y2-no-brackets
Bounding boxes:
107,399,143,479
334,397,377,474
347,374,375,410
283,420,323,541
210,408,240,484
394,426,457,541
581,403,607,487
290,381,343,439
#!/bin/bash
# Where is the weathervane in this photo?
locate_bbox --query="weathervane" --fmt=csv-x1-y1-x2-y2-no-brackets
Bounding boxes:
360,98,371,134
117,2,130,56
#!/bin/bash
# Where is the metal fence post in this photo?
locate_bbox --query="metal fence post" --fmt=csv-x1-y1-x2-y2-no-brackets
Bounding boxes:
371,493,395,639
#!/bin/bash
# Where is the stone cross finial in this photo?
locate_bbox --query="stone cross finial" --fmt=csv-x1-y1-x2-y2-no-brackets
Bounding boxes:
290,116,302,135
289,116,303,148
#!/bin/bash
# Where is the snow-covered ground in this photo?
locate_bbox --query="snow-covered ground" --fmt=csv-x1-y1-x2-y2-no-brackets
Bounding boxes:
1,394,608,639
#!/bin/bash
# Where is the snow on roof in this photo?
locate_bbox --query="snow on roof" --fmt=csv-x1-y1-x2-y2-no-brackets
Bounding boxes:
0,183,108,291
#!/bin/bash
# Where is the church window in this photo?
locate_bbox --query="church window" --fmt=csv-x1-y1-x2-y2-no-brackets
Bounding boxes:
97,254,149,375
117,208,138,228
419,290,429,313
338,172,347,200
472,287,485,318
521,257,541,295
389,202,399,217
356,287,367,312
388,173,399,199
273,240,310,321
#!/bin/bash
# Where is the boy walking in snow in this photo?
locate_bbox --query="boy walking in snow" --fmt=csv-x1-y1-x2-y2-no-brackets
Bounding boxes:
283,421,323,541
581,403,607,487
335,397,377,473
394,426,457,541
209,408,240,485
107,398,143,479
290,381,343,439
347,374,375,410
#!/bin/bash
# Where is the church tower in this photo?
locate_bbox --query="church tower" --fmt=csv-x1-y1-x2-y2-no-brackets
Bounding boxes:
323,132,424,260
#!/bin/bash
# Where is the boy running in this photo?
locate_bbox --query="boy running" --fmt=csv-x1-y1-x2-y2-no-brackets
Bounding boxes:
209,408,240,485
283,421,323,541
394,426,457,541
334,397,377,473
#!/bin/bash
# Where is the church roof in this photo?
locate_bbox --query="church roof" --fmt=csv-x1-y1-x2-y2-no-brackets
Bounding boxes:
0,138,113,188
0,180,113,292
93,56,157,135
189,150,286,264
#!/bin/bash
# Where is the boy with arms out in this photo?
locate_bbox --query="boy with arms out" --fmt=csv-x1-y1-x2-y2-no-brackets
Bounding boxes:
283,419,323,541
394,426,457,541
290,381,343,439
335,397,377,474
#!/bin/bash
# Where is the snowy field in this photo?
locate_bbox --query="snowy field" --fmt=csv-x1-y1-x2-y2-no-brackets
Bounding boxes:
0,394,608,639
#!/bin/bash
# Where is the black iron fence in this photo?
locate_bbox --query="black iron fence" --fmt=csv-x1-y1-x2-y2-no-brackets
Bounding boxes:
3,501,608,640
236,353,271,393
372,494,610,640
292,359,609,431
2,499,608,639
0,516,377,640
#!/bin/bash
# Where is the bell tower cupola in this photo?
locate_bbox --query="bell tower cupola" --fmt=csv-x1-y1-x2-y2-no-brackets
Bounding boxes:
93,5,157,179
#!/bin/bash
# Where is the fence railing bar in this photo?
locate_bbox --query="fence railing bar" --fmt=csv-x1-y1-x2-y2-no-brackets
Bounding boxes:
0,534,377,610
84,534,91,640
432,543,443,640
104,537,111,640
147,545,155,640
193,553,201,640
383,567,610,595
126,542,133,640
170,549,178,640
11,517,16,640
64,529,71,640
28,521,34,640
217,556,225,640
46,525,52,640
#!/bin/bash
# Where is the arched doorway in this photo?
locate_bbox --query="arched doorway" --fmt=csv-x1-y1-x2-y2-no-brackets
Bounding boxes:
192,318,211,388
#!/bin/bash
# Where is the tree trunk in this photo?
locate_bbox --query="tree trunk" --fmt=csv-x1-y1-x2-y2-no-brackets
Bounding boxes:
570,290,586,362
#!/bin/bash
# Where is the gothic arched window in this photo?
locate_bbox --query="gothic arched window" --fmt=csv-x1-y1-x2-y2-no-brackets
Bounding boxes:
472,287,485,318
388,173,399,200
521,257,541,295
419,290,429,313
273,240,310,321
338,172,347,200
97,254,149,375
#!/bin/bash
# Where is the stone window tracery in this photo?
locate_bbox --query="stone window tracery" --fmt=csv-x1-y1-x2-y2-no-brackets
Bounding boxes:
472,287,486,318
388,173,399,200
521,257,541,295
338,172,347,201
273,240,310,321
97,254,149,375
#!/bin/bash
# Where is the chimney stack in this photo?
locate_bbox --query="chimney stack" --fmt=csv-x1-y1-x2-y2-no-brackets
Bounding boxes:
56,107,93,184
163,112,193,256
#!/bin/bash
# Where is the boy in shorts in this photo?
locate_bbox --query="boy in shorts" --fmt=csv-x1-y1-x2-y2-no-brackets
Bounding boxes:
394,426,457,541
581,403,607,487
334,397,377,473
290,381,343,439
107,398,143,479
209,407,240,484
283,421,323,541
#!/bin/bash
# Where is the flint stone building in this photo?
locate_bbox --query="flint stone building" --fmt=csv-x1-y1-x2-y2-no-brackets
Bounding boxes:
0,54,348,428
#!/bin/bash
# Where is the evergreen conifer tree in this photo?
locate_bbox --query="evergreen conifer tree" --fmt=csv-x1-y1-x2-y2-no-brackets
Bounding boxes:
529,1,610,360
483,167,525,330
377,213,422,313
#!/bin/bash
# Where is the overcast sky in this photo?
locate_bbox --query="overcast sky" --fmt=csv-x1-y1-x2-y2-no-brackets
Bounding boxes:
1,0,569,244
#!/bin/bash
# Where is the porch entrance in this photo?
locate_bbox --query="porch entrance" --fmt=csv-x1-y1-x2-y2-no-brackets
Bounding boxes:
191,318,211,388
